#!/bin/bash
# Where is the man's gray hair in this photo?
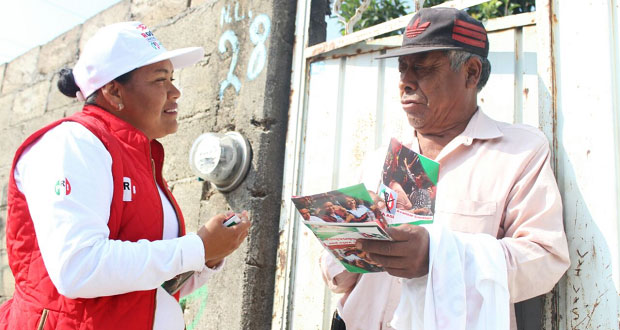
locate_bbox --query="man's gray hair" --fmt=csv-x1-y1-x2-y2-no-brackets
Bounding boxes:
446,50,491,92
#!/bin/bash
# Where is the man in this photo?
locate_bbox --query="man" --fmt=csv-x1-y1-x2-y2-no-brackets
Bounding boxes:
320,7,570,330
319,201,351,223
299,208,324,222
341,196,375,222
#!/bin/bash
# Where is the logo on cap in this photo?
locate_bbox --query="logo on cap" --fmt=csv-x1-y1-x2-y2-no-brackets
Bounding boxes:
405,18,431,38
136,25,162,50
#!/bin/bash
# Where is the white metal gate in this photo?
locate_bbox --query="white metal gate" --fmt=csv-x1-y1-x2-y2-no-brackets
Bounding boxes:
274,0,620,329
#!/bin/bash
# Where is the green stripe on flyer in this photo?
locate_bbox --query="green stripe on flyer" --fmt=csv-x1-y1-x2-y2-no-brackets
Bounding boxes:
389,220,434,227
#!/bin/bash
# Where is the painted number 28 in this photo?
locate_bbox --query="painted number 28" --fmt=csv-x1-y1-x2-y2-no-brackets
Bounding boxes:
218,14,271,99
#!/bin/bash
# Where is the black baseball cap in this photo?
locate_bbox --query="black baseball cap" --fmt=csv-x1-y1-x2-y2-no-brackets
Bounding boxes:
377,8,489,59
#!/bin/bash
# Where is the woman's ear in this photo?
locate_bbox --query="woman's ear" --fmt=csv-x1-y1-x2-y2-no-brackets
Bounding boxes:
464,57,482,89
99,81,124,110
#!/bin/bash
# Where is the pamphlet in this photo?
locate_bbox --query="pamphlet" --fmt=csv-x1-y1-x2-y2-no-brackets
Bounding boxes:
292,183,390,273
291,138,440,273
379,138,439,226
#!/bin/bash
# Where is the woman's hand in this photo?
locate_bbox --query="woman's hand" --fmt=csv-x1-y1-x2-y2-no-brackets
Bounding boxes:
197,211,251,267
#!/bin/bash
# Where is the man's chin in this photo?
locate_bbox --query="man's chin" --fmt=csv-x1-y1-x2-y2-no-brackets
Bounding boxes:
406,116,426,130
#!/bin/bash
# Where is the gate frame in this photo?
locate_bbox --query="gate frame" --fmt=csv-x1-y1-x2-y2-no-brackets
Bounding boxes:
272,1,558,329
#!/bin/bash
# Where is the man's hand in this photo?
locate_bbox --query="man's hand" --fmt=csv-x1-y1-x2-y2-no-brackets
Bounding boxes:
356,224,429,278
197,211,251,267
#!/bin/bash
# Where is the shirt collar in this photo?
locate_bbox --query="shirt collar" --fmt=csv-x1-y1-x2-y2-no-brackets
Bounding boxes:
410,107,503,148
456,107,503,146
408,107,504,161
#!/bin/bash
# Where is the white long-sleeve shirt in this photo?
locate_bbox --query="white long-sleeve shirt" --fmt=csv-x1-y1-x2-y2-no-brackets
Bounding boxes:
14,121,217,330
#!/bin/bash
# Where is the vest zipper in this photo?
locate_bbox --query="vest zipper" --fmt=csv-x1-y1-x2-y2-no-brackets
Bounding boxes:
37,309,49,330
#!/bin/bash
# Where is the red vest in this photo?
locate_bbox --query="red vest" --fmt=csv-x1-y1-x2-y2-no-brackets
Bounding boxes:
0,105,186,329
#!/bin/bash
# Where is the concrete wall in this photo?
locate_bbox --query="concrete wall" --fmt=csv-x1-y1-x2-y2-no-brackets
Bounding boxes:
0,0,296,329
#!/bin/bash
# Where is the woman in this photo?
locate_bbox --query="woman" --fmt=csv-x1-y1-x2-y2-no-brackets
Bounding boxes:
340,196,374,222
0,22,250,329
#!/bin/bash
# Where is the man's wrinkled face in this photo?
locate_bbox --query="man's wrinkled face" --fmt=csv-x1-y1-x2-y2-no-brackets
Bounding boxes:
398,51,468,134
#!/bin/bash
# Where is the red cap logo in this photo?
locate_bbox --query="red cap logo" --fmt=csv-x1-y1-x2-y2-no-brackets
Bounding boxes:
405,18,431,38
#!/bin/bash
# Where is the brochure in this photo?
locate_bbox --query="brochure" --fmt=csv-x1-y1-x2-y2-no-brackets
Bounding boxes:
379,138,439,226
292,183,390,273
291,138,440,273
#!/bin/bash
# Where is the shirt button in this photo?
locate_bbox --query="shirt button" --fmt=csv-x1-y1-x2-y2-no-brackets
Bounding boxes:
398,278,403,283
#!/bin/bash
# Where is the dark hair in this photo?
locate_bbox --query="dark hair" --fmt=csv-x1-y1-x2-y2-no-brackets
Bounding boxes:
115,70,133,84
57,68,80,98
56,68,135,103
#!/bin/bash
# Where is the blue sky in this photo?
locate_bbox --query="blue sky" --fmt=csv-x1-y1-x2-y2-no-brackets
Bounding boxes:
0,0,416,64
0,0,121,64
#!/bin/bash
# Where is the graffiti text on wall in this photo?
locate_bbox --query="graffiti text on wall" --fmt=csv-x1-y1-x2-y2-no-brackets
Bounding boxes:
219,3,271,99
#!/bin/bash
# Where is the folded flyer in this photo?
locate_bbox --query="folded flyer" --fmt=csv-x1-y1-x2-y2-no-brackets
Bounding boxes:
379,138,439,226
292,183,389,273
291,138,440,273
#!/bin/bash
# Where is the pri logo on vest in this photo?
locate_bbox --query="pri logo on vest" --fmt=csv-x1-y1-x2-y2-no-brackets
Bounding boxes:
54,178,71,196
123,177,136,202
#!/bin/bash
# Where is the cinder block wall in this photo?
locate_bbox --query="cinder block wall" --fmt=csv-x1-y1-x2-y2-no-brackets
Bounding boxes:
0,0,296,329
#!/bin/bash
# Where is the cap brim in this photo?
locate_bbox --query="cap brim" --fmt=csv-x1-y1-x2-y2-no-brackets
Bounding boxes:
376,45,462,59
144,46,205,69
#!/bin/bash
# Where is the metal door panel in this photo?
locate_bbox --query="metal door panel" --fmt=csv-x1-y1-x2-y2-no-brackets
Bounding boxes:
276,2,620,327
481,29,518,123
521,25,540,127
553,0,620,327
286,25,533,329
336,53,382,187
291,58,342,330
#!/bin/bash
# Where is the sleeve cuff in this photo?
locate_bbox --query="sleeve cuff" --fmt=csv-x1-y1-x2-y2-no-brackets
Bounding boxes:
321,251,347,280
180,233,206,272
199,258,226,274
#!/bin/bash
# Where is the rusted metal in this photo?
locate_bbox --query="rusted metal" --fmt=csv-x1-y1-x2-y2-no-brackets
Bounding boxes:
281,1,620,329
305,14,413,58
306,11,536,60
271,0,312,328
484,12,536,31
536,7,560,324
305,0,492,60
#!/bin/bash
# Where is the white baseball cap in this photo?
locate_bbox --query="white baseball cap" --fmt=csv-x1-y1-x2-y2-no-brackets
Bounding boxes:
73,21,204,98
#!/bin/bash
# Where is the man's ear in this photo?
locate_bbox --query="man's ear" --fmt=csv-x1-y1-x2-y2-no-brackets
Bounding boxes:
464,57,482,89
99,81,123,108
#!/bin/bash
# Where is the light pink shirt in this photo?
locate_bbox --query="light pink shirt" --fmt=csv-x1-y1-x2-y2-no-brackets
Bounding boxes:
321,109,570,330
